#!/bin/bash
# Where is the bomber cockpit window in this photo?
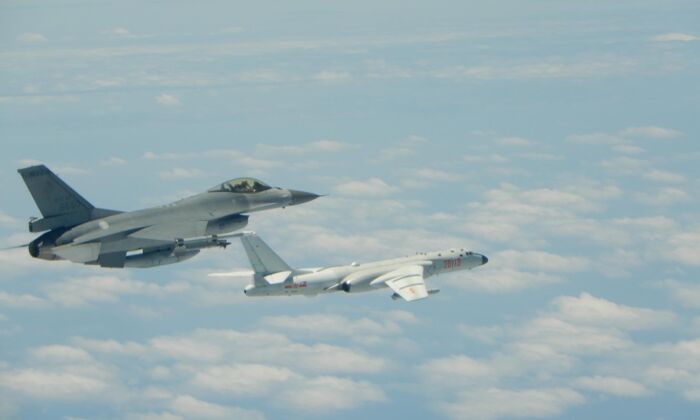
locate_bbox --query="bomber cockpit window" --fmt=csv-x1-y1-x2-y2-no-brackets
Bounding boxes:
209,178,271,193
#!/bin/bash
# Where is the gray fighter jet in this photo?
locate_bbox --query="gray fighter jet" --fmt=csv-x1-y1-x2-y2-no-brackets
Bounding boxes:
217,232,488,302
16,165,319,268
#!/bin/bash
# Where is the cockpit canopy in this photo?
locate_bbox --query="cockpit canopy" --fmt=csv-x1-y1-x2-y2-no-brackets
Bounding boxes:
208,178,272,193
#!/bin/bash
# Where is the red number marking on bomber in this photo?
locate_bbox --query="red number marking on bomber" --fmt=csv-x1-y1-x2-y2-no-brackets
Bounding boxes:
443,259,462,269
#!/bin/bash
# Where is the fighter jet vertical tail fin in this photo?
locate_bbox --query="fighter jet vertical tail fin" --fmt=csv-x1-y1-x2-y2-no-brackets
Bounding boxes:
239,233,293,276
18,165,95,218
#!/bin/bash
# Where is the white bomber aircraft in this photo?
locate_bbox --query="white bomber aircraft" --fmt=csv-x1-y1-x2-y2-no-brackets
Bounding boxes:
219,232,488,302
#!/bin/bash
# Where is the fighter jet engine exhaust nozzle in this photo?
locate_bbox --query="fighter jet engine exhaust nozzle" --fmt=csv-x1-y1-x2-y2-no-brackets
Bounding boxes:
27,229,65,260
28,241,39,258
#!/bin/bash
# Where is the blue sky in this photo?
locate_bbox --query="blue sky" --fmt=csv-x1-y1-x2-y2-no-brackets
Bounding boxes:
1,1,699,419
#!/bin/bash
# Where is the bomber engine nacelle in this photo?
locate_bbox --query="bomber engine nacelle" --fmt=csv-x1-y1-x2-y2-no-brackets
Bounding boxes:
339,271,384,293
205,214,249,236
340,281,378,293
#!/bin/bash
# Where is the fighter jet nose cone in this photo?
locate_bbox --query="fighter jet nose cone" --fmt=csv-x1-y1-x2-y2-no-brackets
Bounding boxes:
289,190,320,206
481,255,488,265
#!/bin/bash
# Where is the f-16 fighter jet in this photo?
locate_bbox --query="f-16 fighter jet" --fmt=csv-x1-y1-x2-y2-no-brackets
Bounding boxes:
16,165,319,268
228,232,487,302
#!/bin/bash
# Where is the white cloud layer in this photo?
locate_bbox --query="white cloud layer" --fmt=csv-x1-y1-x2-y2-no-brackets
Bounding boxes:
169,395,264,420
651,33,699,42
438,388,585,420
619,126,683,139
155,94,181,107
0,320,394,415
333,178,398,197
575,376,649,397
415,291,691,417
158,168,205,180
552,293,676,330
17,33,47,43
43,275,189,307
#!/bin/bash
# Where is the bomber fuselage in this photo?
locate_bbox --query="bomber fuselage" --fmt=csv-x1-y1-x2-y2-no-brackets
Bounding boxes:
244,247,488,297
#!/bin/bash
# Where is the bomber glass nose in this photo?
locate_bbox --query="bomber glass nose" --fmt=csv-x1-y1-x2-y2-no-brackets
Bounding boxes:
481,255,489,265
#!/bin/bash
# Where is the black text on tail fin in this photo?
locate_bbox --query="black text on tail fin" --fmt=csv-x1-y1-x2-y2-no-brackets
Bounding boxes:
18,165,95,232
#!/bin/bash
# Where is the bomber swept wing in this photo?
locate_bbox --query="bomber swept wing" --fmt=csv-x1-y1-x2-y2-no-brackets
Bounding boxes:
376,265,429,302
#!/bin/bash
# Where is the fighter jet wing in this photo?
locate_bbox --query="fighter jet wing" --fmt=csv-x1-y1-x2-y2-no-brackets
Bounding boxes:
128,221,209,242
381,265,429,302
72,219,211,245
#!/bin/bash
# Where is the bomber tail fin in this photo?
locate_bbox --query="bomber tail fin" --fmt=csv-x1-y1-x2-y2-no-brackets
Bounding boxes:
18,165,96,232
239,233,293,279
